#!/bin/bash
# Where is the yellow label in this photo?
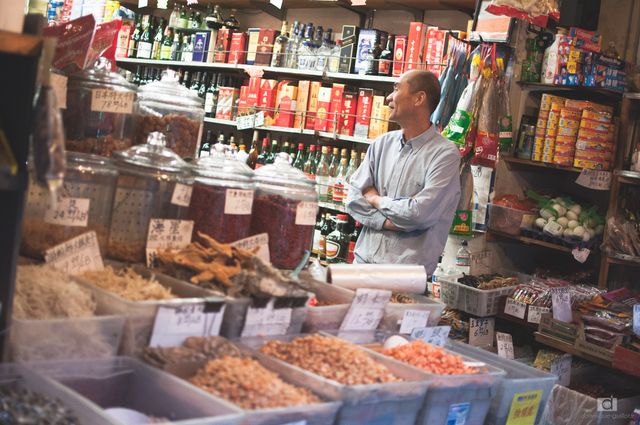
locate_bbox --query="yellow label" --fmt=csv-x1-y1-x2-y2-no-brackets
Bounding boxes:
505,390,543,425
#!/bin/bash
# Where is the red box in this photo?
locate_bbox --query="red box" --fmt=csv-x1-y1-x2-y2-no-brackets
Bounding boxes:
294,80,310,129
228,31,247,64
237,85,249,116
214,28,231,63
305,82,322,130
393,36,407,77
247,76,261,108
215,86,239,120
354,88,374,138
406,22,425,71
424,27,446,77
314,87,333,132
339,91,358,136
328,84,345,133
258,79,277,125
274,81,297,127
255,29,277,65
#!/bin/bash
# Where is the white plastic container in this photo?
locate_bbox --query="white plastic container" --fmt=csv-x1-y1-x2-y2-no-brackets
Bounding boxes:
438,274,518,317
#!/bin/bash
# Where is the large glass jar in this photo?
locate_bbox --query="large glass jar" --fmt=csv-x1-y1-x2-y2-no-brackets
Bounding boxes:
250,153,318,269
135,70,204,159
21,152,117,258
189,144,255,243
108,132,194,263
63,58,137,157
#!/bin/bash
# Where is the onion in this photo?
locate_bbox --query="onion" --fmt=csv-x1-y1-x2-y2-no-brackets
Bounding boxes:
582,232,591,242
568,220,579,229
535,218,547,229
566,211,578,221
552,204,567,217
557,217,569,228
570,204,582,215
540,209,555,220
573,226,585,237
563,228,574,237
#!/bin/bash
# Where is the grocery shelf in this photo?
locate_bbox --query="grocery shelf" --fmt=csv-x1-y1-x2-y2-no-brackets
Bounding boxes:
487,229,573,253
516,81,623,100
203,117,236,126
624,92,640,100
605,251,640,267
502,156,582,173
319,201,347,213
496,296,538,331
534,332,610,367
615,169,640,185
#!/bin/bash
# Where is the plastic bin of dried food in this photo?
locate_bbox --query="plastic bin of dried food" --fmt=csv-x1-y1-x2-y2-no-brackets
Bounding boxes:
0,363,115,424
326,331,506,425
29,357,244,425
21,152,118,259
239,333,430,425
75,261,227,356
446,340,557,425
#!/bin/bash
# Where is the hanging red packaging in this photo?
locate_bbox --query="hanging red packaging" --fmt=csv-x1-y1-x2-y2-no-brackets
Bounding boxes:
43,14,96,72
85,19,122,70
485,1,560,28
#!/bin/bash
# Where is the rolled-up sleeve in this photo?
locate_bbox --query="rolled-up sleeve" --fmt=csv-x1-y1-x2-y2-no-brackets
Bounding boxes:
377,151,461,232
345,144,387,231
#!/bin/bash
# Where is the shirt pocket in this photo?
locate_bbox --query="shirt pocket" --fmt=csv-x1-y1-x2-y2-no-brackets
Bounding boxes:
396,172,425,198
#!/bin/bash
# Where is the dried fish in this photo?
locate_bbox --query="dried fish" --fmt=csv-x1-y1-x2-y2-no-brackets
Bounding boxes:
0,387,80,424
143,336,242,368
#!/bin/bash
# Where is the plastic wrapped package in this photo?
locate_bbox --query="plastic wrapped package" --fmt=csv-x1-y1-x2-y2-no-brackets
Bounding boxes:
486,0,560,26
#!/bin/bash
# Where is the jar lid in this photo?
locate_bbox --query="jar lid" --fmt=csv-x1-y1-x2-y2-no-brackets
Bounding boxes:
191,144,253,183
69,58,136,91
254,153,316,190
112,131,189,173
66,151,118,175
138,69,203,109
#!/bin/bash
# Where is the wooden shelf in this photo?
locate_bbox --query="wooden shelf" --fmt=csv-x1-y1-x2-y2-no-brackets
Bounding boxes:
502,156,582,173
624,92,640,100
517,81,623,100
488,229,573,253
605,251,640,267
615,169,640,185
535,332,611,367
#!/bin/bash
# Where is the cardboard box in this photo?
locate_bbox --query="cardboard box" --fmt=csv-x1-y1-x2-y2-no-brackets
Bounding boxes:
274,81,297,128
255,29,277,65
215,86,239,120
192,32,211,62
258,79,277,125
314,87,333,132
246,77,261,109
237,85,249,116
228,31,247,64
368,95,386,139
305,82,322,130
405,22,425,71
355,29,383,74
205,29,218,63
246,28,260,64
328,84,345,133
380,105,391,134
424,27,446,76
338,91,358,136
214,28,231,63
354,88,374,139
293,80,310,130
339,25,359,74
392,35,407,77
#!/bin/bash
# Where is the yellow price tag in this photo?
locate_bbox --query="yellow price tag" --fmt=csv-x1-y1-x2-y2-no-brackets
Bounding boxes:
505,390,543,425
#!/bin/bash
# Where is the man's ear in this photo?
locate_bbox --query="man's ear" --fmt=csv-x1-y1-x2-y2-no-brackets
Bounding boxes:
415,91,427,107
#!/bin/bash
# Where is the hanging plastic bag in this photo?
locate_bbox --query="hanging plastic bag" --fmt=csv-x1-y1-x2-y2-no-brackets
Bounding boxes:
472,46,501,168
486,0,560,27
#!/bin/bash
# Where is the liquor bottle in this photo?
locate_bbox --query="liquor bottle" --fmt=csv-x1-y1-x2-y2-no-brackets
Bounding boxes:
297,24,316,70
326,214,349,263
312,213,325,256
303,144,317,180
347,221,362,263
160,27,173,60
224,11,240,30
190,71,201,94
378,35,394,76
316,146,331,202
199,130,214,157
284,22,300,68
256,137,270,169
170,31,181,61
281,140,290,161
332,148,349,203
315,143,322,166
271,21,289,67
327,39,341,72
140,67,150,85
327,147,340,201
127,14,142,58
315,29,333,71
204,73,218,118
247,131,260,169
132,66,142,85
136,15,153,59
168,2,179,28
319,213,334,262
342,149,359,204
182,70,191,88
178,5,188,28
152,18,166,60
205,5,225,29
292,143,305,171
266,139,279,164
198,73,208,98
182,35,193,62
191,12,202,29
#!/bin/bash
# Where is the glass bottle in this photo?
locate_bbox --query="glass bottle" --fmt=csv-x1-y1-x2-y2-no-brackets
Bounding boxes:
224,11,240,30
315,29,333,71
292,143,305,170
256,137,269,169
327,39,341,73
170,31,181,61
192,12,202,29
189,71,201,94
327,147,340,201
271,20,289,68
326,214,349,264
168,2,179,28
204,73,218,117
346,221,362,264
246,130,259,169
127,14,142,58
178,5,188,28
152,18,166,60
199,129,214,157
303,144,316,180
198,73,208,98
378,35,394,76
266,139,279,164
132,66,142,85
312,212,325,256
284,22,301,68
160,28,174,60
205,5,225,29
316,146,331,202
332,148,349,203
456,240,471,274
136,15,153,59
181,35,193,62
296,24,315,70
342,149,359,204
319,213,334,262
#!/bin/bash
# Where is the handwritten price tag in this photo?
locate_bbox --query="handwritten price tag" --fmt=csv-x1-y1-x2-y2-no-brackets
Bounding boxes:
527,306,551,324
44,197,90,227
91,89,134,114
572,247,590,263
496,332,514,360
551,353,572,387
341,288,391,331
146,219,194,266
241,299,293,337
469,317,495,348
231,233,270,264
149,301,226,347
224,189,254,215
551,287,572,323
236,112,265,130
399,310,430,334
44,231,104,275
295,201,318,226
171,183,193,207
410,326,451,347
504,298,527,320
576,169,612,191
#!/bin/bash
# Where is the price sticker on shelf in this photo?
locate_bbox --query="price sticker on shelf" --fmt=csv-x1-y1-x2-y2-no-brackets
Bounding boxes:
551,353,572,387
571,247,590,263
505,390,543,425
341,288,391,331
171,183,193,207
469,317,495,348
576,169,612,191
146,219,194,267
527,306,551,324
150,301,226,347
398,310,430,334
496,332,514,360
44,197,90,227
269,0,283,9
241,299,293,337
231,233,270,264
633,305,640,336
224,189,254,215
411,326,451,347
50,73,67,109
90,89,134,114
295,201,318,226
44,231,104,275
551,287,572,323
504,298,527,320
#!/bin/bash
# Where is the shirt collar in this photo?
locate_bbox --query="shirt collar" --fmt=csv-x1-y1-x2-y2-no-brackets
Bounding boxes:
399,125,436,151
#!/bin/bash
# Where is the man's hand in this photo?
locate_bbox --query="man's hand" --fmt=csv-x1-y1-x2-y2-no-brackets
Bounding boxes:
382,219,399,231
363,186,381,209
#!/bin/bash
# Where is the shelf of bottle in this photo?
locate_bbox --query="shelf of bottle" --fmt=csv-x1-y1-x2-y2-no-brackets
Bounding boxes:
318,201,347,213
115,57,398,84
168,26,213,33
516,81,623,99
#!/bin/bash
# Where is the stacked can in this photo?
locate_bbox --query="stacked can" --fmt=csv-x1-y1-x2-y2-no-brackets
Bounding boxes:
574,109,615,170
553,107,581,166
533,94,565,161
542,100,566,163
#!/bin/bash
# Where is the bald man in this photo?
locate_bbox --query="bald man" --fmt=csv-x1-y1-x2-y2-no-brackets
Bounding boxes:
345,70,461,274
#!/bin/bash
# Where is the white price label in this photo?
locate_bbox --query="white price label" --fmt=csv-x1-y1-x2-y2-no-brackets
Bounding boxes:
572,247,590,263
527,306,551,324
410,326,451,347
146,219,194,266
504,298,527,320
236,112,264,130
156,0,168,8
340,288,391,331
44,197,90,227
138,0,148,7
171,183,193,207
551,353,572,387
149,302,226,347
224,189,254,215
351,0,366,5
231,233,270,264
50,73,67,109
269,0,283,9
241,299,293,337
399,310,430,334
295,201,318,226
90,89,134,114
634,305,640,336
496,332,514,360
254,111,265,127
576,169,612,191
551,287,572,323
44,231,104,275
469,317,495,348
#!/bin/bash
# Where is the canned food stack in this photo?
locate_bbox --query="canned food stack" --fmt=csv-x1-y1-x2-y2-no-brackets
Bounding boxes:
574,108,615,170
542,100,566,163
533,94,565,161
552,107,581,166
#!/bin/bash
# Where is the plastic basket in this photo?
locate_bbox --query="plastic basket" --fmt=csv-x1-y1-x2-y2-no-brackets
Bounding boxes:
438,275,518,317
487,204,536,236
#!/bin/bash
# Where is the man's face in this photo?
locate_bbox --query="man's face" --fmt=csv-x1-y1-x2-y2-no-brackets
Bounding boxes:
386,73,420,124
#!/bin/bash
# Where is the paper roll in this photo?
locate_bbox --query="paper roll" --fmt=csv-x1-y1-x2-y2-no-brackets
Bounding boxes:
327,264,427,294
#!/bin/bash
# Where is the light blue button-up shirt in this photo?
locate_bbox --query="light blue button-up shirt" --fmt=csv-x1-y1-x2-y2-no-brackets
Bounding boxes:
345,126,461,274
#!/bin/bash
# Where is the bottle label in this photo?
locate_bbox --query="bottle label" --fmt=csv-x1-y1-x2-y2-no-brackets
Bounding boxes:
332,183,345,202
378,59,391,75
325,240,340,259
456,256,470,267
316,176,330,197
312,229,322,253
160,45,172,60
347,240,356,263
137,42,152,58
205,93,214,113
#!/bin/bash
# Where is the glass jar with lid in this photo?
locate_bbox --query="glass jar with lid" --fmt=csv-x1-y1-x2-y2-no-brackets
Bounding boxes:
108,131,194,263
63,58,138,157
189,144,255,244
21,152,118,258
250,153,318,269
135,69,204,159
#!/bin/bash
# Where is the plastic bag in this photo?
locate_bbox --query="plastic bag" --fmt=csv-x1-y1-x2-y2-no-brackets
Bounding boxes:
605,215,640,257
486,0,560,27
472,73,499,168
